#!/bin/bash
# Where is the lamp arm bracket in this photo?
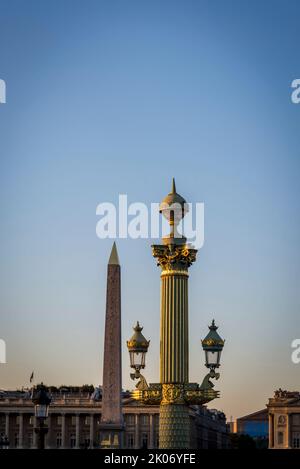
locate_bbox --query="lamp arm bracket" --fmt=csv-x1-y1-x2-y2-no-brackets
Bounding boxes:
199,369,220,391
135,373,149,390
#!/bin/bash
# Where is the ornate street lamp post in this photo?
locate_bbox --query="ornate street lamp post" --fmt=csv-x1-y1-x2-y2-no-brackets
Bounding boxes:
127,322,150,390
202,320,225,370
127,180,226,449
200,320,225,391
32,383,51,449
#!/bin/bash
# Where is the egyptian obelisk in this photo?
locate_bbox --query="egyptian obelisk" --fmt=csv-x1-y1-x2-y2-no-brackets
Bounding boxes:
99,242,124,448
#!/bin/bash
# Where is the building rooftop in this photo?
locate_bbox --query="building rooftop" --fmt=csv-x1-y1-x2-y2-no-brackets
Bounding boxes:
237,409,268,422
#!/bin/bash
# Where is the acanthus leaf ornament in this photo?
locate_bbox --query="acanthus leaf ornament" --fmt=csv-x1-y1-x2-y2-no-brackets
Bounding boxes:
152,245,197,272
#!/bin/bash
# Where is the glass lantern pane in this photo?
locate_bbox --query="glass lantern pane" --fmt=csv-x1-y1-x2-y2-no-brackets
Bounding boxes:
206,350,219,366
134,351,143,367
129,351,135,367
35,404,48,418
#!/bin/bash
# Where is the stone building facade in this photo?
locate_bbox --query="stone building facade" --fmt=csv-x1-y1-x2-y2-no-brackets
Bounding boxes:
0,389,229,449
267,390,300,449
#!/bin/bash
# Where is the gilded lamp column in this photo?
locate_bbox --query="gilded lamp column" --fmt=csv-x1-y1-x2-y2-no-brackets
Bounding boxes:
152,179,197,449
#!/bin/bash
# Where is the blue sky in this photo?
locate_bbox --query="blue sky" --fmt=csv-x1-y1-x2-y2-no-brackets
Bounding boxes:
0,0,299,419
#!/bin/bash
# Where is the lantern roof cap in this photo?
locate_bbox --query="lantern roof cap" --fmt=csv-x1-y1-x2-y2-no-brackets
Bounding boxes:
127,321,150,352
201,319,225,350
32,382,51,406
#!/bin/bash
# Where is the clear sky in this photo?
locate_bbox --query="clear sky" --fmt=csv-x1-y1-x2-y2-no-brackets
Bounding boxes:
0,0,299,420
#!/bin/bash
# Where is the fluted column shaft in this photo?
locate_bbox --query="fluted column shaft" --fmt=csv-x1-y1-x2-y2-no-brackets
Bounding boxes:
152,243,197,450
160,272,189,383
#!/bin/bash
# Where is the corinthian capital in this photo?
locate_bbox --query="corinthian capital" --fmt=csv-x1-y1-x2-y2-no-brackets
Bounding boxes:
152,244,197,272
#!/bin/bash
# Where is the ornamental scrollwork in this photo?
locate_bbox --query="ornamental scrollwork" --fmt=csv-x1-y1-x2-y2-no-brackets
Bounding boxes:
131,381,220,406
152,245,197,271
161,384,185,405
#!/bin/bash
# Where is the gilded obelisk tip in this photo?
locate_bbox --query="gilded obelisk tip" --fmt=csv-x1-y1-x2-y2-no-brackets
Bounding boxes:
108,242,120,265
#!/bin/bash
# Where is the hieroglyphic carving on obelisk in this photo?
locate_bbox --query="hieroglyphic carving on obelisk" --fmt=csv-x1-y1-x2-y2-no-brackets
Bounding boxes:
100,242,124,448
